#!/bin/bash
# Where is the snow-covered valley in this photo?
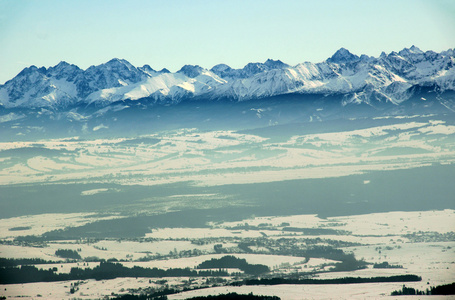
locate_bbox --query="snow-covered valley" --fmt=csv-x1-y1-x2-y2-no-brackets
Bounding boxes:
0,112,454,299
0,209,453,299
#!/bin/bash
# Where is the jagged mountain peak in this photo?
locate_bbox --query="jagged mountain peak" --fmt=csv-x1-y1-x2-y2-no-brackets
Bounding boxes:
47,61,81,72
359,54,373,62
84,58,137,74
327,47,360,63
264,59,289,69
210,60,288,79
138,64,157,77
45,61,83,81
210,64,239,79
16,65,46,77
411,45,423,52
211,64,232,73
243,62,266,72
140,64,156,72
139,64,172,76
54,61,71,67
104,58,137,71
177,65,204,78
106,57,130,65
397,46,424,58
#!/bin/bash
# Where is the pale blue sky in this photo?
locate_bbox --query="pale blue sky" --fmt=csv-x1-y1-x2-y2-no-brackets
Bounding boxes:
0,0,454,84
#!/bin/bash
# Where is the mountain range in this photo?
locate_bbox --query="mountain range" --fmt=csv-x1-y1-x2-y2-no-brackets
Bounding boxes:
1,46,454,109
1,46,455,139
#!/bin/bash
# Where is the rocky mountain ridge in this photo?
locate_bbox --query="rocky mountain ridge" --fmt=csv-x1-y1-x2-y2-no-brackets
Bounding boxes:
1,46,454,111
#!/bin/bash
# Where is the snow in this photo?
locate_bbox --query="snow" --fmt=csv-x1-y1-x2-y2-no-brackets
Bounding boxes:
418,124,455,135
219,209,455,238
93,123,108,131
0,112,24,123
0,213,122,239
145,228,272,239
26,156,89,172
327,209,455,235
80,188,109,196
49,78,78,98
84,71,227,105
91,240,215,257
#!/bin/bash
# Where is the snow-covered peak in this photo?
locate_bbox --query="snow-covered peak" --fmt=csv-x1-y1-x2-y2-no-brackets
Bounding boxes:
84,58,147,89
178,65,204,78
159,68,171,74
400,45,424,55
138,64,158,77
15,65,46,78
210,64,242,79
359,54,374,62
104,58,136,70
210,63,232,73
86,58,139,76
49,61,72,71
264,59,289,69
397,46,426,63
138,65,170,76
46,61,82,80
210,60,288,80
327,48,360,64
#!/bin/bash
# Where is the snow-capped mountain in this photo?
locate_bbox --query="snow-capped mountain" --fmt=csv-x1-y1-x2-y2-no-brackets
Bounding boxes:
0,46,454,110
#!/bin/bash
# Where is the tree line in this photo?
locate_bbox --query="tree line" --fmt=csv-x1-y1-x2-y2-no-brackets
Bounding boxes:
197,256,270,275
0,261,229,284
230,275,422,286
391,282,455,295
0,257,55,267
114,293,280,300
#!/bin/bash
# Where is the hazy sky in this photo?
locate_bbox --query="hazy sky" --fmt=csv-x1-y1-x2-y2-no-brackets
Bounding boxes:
0,0,454,84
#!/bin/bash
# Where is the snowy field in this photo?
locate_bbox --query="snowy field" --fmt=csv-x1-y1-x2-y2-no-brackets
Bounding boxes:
220,209,455,236
1,116,454,299
3,278,454,300
0,213,123,239
167,283,455,300
1,117,455,187
1,209,454,299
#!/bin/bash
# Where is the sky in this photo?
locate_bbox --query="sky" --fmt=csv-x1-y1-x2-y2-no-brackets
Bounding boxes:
0,0,454,84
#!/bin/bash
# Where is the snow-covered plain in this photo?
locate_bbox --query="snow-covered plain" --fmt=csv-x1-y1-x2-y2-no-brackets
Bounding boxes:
4,279,454,300
167,283,455,300
1,116,454,299
1,118,455,188
1,209,454,299
0,213,123,239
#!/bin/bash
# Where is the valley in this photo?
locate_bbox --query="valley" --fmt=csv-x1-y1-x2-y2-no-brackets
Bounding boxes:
0,113,454,299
